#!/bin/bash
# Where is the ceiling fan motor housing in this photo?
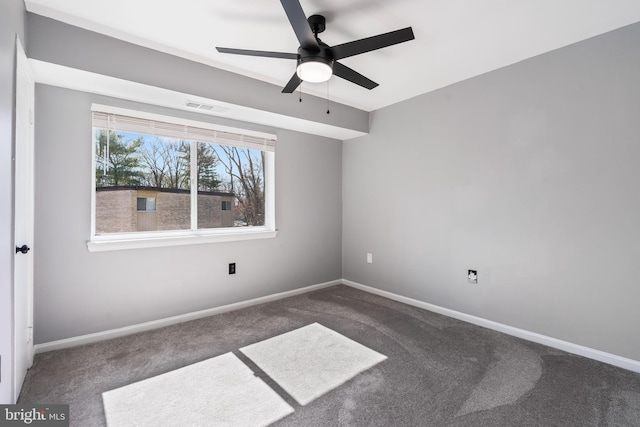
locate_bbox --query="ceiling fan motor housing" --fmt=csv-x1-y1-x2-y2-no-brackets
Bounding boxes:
297,45,334,68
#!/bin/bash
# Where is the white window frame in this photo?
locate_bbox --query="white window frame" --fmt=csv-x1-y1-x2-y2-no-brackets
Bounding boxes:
87,104,276,252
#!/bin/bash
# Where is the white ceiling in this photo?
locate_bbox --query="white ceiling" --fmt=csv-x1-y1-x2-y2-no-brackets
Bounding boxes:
24,0,640,112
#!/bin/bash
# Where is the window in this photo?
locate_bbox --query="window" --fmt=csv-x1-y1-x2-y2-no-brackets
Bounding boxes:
137,197,156,212
89,105,276,251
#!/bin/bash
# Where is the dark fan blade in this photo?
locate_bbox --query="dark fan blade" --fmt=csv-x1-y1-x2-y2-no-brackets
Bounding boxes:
216,47,297,60
282,73,303,93
333,62,378,90
280,0,319,50
331,27,415,60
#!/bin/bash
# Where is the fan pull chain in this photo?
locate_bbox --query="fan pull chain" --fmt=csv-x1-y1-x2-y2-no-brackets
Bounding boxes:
326,81,330,114
299,83,302,103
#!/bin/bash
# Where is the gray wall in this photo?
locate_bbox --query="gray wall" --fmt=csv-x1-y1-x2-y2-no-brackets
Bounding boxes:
343,22,640,361
0,0,26,403
34,85,342,343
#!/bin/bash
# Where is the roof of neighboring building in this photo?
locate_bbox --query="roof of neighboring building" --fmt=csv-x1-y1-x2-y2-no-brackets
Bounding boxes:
96,185,235,197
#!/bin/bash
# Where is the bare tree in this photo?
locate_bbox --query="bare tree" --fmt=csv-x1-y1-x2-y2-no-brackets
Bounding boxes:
215,146,265,226
139,137,166,187
140,137,189,189
164,141,189,189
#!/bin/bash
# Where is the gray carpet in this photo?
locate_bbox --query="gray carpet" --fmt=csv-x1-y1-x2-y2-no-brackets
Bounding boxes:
18,285,640,426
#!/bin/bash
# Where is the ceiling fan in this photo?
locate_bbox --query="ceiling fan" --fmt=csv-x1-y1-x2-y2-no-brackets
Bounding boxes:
216,0,415,93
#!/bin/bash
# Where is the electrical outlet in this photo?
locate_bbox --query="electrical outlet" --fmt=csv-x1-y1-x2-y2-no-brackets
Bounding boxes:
366,253,373,264
229,263,236,275
468,270,478,284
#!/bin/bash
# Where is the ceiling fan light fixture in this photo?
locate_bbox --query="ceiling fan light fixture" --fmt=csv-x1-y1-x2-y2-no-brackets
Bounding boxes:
296,58,333,83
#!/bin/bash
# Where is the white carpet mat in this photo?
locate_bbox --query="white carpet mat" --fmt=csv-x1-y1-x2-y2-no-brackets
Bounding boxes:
102,352,294,427
240,322,387,405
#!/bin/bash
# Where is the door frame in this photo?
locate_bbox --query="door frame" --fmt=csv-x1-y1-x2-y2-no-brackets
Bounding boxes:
13,36,35,402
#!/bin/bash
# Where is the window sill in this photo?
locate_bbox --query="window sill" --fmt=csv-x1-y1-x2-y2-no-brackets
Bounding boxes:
87,228,277,252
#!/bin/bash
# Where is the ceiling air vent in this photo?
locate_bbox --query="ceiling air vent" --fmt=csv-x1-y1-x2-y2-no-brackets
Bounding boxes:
186,101,229,113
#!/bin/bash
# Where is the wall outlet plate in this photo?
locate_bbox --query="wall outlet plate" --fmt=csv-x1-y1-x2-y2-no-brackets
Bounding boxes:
229,263,236,275
468,270,478,284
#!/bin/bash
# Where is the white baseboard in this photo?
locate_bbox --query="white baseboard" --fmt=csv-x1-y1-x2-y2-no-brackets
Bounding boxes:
34,279,341,355
34,278,640,374
342,279,640,373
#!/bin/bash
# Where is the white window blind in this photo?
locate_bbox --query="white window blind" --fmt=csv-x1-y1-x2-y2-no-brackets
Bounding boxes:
92,109,276,152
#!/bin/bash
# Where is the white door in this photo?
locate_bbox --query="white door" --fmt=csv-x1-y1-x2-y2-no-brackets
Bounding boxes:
13,38,35,402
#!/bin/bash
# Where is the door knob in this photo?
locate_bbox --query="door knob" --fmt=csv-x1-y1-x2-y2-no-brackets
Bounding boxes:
16,244,30,254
